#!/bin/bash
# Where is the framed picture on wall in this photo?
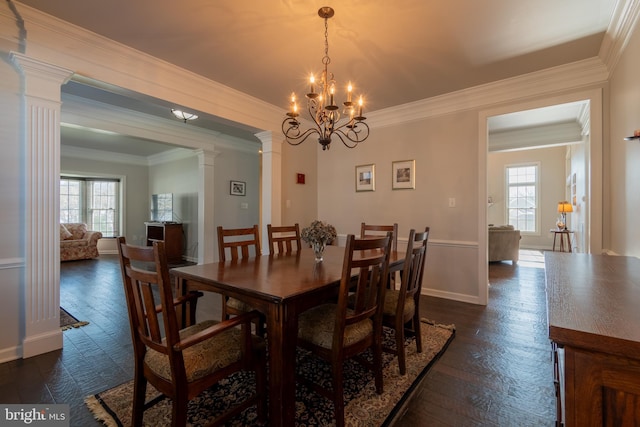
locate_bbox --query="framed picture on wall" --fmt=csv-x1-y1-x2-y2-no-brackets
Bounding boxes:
355,164,375,192
392,160,415,190
230,180,246,196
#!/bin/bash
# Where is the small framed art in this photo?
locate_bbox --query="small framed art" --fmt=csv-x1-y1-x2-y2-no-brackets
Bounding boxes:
355,164,375,192
230,180,246,196
392,160,415,190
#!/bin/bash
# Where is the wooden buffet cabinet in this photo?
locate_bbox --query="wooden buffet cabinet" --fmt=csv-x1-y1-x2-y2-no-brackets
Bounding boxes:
145,222,183,264
545,252,640,426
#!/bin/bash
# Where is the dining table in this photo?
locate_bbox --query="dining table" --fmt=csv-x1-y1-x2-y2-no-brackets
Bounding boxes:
171,244,405,427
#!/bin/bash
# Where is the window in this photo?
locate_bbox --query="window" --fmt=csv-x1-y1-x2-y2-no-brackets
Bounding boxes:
60,177,120,237
506,164,538,233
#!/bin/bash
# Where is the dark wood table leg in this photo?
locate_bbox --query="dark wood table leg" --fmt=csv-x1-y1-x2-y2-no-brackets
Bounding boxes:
266,303,298,426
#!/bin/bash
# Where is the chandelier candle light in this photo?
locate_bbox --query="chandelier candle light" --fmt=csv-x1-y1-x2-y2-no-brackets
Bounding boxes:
282,6,370,151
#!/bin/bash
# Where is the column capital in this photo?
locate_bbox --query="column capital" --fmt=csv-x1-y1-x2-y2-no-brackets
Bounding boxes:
255,130,283,154
10,52,73,100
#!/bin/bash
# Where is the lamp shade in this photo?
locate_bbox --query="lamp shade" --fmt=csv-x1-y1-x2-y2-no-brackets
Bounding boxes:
557,201,573,213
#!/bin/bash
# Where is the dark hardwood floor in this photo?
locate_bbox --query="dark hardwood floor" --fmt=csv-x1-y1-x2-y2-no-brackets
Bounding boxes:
0,251,555,426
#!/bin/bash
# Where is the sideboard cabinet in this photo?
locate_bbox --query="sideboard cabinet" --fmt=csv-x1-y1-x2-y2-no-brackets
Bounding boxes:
545,252,640,426
145,222,183,264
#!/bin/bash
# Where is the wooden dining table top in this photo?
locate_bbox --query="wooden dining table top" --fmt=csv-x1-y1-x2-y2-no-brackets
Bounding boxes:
172,245,405,304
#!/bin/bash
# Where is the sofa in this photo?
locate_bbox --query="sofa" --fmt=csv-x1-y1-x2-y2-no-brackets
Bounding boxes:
488,225,521,264
60,223,102,261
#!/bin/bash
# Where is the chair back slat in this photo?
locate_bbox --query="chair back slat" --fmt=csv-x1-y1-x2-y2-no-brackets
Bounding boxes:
217,225,261,262
267,224,302,255
117,237,180,357
338,233,392,331
360,222,398,252
399,227,430,306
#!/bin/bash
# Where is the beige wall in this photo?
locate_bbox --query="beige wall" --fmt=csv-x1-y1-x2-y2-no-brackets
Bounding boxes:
317,111,481,301
609,18,640,256
487,146,568,250
281,139,318,228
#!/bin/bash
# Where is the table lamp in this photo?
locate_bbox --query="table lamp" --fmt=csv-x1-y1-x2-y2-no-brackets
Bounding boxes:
557,201,573,230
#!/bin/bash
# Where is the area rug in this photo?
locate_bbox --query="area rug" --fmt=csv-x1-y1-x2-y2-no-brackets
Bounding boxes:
60,307,89,331
85,319,455,426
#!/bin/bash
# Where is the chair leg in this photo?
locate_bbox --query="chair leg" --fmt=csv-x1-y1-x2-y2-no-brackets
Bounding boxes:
373,340,384,394
332,362,346,427
171,393,189,427
413,313,423,354
396,319,407,375
255,352,267,423
131,371,147,427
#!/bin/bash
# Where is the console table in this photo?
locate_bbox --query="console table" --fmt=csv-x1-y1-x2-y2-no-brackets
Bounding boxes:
545,252,640,426
145,222,183,263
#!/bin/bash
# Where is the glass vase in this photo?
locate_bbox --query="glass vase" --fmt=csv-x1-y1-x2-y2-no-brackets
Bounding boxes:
312,242,325,262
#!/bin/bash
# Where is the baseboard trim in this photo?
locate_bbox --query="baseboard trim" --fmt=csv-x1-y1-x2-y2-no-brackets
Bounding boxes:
0,345,21,364
22,330,63,359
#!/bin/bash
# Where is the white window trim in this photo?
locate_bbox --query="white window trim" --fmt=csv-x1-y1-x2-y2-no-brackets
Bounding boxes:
505,162,541,236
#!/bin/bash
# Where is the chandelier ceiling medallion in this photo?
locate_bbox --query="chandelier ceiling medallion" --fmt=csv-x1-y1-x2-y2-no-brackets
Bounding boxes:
282,6,369,151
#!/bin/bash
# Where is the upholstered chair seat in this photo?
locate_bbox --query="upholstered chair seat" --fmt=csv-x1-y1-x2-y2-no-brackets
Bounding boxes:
298,304,373,349
145,319,264,383
225,298,254,313
383,289,415,319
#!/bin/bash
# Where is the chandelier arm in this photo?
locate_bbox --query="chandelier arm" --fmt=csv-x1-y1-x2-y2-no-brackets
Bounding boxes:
281,117,320,146
332,122,370,148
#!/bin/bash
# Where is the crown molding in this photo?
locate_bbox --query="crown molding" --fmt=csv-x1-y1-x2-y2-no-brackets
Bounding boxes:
62,94,261,153
368,57,609,129
15,3,283,133
489,122,583,152
599,0,640,74
61,144,149,165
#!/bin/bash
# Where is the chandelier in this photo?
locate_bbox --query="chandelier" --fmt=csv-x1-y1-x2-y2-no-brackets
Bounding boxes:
282,6,369,151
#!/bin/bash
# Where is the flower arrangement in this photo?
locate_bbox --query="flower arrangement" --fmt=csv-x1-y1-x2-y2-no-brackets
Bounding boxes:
301,220,337,246
301,220,337,261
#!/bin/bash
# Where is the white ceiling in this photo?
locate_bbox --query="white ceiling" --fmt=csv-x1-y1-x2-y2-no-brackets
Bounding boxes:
15,0,619,156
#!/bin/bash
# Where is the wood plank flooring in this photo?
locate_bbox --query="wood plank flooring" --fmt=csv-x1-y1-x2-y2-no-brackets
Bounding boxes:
0,251,555,426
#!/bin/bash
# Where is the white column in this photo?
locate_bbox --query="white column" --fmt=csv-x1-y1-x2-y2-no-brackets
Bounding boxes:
196,149,219,264
256,131,282,254
11,53,73,358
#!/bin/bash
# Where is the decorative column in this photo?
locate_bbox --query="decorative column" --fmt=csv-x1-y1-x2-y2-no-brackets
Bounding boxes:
196,149,219,264
256,131,283,254
11,52,72,358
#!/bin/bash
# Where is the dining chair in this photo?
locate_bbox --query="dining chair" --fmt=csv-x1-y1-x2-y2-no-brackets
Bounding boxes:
361,222,399,287
382,227,430,375
361,222,398,252
217,225,265,335
267,223,302,255
297,233,392,427
116,237,266,427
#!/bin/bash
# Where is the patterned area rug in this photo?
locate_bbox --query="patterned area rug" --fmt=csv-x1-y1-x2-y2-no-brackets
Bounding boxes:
85,319,455,426
60,307,89,331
